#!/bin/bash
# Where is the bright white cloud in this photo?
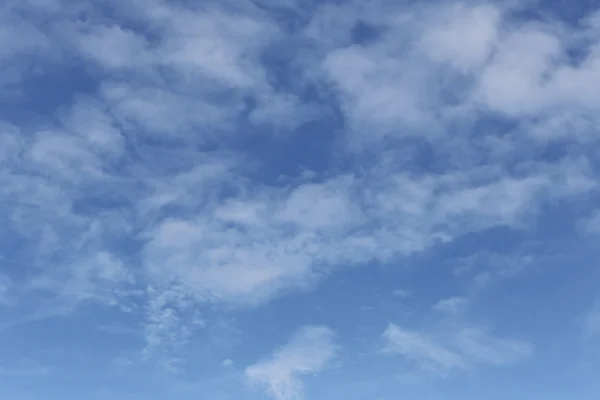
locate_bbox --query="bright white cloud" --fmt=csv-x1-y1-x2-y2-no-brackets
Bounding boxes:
319,1,600,147
245,326,337,400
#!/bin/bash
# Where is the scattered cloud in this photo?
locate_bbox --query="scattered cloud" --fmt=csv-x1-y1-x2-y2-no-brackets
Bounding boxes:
0,0,598,392
222,359,233,367
432,297,469,315
383,324,467,372
383,295,532,376
383,322,532,376
452,251,537,291
1,0,596,319
141,285,202,365
245,326,338,400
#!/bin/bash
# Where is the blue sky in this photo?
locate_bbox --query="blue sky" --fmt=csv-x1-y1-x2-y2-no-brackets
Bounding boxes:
1,0,600,399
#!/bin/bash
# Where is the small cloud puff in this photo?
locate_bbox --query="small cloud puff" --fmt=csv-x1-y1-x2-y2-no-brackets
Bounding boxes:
245,326,338,400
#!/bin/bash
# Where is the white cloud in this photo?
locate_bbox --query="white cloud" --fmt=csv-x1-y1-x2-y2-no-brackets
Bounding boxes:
433,297,468,314
277,177,363,232
0,6,61,89
138,159,594,309
61,97,125,158
453,327,533,366
155,8,276,88
57,0,293,141
0,102,134,324
418,3,501,71
383,322,532,375
141,284,206,365
317,1,600,147
19,250,133,323
222,359,233,367
452,251,536,291
323,44,435,143
67,23,151,70
383,294,532,375
469,10,600,130
27,132,109,184
143,214,318,305
383,324,467,372
1,0,598,371
100,83,235,139
245,326,337,400
475,25,563,116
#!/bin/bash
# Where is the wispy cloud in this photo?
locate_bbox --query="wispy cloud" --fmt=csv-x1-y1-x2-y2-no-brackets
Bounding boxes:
383,324,467,372
383,297,532,376
452,251,537,291
0,0,598,380
383,322,532,375
0,4,61,92
222,359,233,367
432,297,469,315
245,326,338,400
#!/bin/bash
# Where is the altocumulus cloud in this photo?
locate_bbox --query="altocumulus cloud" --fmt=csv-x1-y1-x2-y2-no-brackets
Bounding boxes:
1,0,600,399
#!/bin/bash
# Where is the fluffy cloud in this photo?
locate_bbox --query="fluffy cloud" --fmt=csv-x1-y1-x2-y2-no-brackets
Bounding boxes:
418,4,501,71
245,326,337,400
0,0,598,375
